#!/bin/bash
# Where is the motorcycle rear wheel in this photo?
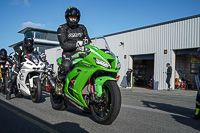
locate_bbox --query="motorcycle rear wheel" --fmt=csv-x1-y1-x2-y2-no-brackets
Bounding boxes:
90,81,121,125
50,89,66,110
0,80,2,92
31,78,42,103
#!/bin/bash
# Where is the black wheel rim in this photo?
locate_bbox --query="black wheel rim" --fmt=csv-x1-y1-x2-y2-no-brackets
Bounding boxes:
92,83,112,119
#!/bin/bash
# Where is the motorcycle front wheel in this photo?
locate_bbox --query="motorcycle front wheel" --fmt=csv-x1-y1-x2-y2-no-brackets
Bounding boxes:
90,81,121,125
31,78,42,103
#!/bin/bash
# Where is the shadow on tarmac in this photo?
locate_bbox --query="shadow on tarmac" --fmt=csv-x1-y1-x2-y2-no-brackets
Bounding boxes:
142,100,200,131
0,99,88,133
8,90,50,103
65,106,92,118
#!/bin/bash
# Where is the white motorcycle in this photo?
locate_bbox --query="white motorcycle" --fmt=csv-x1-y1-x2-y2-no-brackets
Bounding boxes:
15,54,45,103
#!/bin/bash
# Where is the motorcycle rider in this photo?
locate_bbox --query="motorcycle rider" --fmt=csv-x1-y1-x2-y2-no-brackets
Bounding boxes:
8,52,15,77
39,53,49,68
0,49,8,93
193,48,200,119
0,49,15,67
6,36,36,100
9,52,15,64
0,48,8,65
40,52,55,75
55,6,91,95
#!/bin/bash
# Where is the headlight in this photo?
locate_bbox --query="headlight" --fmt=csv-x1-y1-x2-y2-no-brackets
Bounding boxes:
94,58,110,69
116,62,121,70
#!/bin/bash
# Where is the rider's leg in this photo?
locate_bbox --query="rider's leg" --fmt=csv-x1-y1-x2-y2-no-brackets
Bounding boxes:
55,52,72,95
166,76,171,90
193,89,200,119
6,72,17,100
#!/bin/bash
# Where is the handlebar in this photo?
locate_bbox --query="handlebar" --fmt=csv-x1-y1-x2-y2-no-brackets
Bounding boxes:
71,47,90,60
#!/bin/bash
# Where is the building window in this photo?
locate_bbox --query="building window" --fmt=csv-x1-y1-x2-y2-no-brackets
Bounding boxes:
47,33,58,41
24,31,33,38
35,32,47,39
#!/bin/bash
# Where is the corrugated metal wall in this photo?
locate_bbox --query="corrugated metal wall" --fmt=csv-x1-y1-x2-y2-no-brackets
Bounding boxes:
94,15,200,90
45,47,63,73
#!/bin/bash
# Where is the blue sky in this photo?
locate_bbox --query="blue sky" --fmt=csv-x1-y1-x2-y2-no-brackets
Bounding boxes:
0,0,200,53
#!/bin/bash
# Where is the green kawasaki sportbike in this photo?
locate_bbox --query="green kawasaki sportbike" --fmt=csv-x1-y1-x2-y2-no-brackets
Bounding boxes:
50,37,121,125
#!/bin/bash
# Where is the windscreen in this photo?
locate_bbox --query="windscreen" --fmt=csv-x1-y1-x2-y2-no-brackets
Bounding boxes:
25,54,39,65
92,36,111,53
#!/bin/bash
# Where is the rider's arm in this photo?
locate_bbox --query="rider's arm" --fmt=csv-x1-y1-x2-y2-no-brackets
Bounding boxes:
80,25,91,44
7,57,14,66
57,26,77,51
14,55,21,69
14,49,23,69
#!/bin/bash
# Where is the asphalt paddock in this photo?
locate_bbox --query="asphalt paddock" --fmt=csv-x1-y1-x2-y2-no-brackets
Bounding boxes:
0,87,199,133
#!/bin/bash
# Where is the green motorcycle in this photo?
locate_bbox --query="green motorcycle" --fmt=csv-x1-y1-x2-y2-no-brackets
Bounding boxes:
50,37,121,125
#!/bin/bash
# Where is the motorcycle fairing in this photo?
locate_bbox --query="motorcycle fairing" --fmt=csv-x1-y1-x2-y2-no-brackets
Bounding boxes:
64,45,119,107
95,76,117,97
17,54,44,96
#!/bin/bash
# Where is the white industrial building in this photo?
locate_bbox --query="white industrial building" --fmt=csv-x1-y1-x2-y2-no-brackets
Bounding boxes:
9,27,59,53
46,14,200,90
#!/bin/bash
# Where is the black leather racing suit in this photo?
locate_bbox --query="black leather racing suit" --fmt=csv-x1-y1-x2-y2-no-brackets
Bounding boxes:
7,49,23,93
7,48,37,93
57,23,91,81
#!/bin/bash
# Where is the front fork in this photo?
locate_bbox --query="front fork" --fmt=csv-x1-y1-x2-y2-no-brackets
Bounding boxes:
41,74,48,86
28,75,37,91
89,76,117,103
90,77,99,103
41,73,55,90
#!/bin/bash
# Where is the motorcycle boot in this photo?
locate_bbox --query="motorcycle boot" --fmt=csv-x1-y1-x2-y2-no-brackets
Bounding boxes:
193,108,200,119
6,91,11,100
55,55,71,95
6,86,12,100
6,72,17,100
55,76,64,95
6,79,13,100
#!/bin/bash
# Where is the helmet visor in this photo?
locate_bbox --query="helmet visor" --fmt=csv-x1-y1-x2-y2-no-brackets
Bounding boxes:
26,43,33,46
